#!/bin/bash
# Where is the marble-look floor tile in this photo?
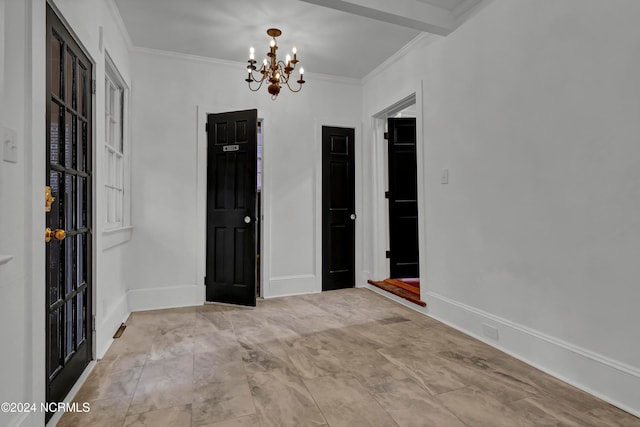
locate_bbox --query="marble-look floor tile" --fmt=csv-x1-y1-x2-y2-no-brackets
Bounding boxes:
198,413,261,427
280,339,345,379
192,378,256,427
148,332,194,361
194,311,233,337
128,375,193,415
123,404,192,427
507,396,591,427
437,386,535,427
303,374,397,427
138,354,193,384
346,361,411,390
249,368,326,427
100,350,149,374
433,349,538,402
372,378,465,427
194,329,242,355
74,365,143,402
194,359,246,386
61,289,640,427
582,406,640,427
377,344,467,395
57,396,131,427
238,335,294,374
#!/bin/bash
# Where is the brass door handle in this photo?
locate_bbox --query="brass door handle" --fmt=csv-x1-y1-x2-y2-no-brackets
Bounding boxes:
45,227,66,243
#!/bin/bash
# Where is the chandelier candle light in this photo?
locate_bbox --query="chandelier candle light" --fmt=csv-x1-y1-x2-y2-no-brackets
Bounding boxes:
245,28,305,99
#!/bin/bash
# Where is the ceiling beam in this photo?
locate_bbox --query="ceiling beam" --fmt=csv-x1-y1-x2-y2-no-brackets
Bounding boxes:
298,0,456,36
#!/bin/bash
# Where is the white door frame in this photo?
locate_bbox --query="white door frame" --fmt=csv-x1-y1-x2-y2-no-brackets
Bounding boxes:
369,82,427,294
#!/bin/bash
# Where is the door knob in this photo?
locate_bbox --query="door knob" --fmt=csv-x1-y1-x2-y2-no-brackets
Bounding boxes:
350,214,357,220
244,216,251,224
45,227,66,243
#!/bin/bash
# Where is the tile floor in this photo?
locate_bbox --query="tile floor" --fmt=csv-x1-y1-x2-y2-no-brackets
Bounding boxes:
57,288,640,427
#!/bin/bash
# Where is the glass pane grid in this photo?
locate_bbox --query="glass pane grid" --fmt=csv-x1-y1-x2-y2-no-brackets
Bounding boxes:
104,65,126,227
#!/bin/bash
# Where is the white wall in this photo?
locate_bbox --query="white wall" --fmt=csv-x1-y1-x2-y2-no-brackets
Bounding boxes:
363,0,640,416
126,49,362,307
0,1,31,426
0,0,132,425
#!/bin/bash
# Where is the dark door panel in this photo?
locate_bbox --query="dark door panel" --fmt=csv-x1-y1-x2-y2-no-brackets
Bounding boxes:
206,110,257,306
388,118,419,278
322,126,355,291
46,6,93,420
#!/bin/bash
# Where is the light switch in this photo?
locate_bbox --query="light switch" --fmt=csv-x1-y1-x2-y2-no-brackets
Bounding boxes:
441,168,449,184
3,127,18,163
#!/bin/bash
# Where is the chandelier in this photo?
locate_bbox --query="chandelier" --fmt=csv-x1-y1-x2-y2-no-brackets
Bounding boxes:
245,28,305,99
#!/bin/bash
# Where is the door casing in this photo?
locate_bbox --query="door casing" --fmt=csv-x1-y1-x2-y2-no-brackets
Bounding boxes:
322,125,356,291
370,90,426,295
205,109,258,306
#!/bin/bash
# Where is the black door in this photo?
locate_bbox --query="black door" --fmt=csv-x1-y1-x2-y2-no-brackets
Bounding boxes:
46,6,93,418
205,110,257,306
387,118,419,278
322,126,356,291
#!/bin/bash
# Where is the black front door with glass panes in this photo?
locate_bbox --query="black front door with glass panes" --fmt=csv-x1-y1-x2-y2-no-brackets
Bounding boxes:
46,6,93,417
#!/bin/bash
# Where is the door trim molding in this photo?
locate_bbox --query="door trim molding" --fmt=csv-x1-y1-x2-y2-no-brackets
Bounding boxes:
314,118,362,292
369,82,425,293
196,105,271,300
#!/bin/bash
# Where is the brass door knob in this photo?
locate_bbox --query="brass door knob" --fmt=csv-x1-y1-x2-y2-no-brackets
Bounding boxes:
45,227,66,243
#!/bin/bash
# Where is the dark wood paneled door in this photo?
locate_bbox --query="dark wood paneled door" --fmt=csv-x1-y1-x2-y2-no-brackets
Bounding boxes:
205,110,257,306
322,126,356,291
387,118,419,278
45,6,93,418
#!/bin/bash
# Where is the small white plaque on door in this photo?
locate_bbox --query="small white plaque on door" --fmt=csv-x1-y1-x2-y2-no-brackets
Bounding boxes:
223,144,239,152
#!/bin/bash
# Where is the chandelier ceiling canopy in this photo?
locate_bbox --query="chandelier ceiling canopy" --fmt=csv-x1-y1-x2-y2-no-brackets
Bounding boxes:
245,28,305,100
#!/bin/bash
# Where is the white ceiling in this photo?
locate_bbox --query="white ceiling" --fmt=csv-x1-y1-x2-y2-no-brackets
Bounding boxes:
113,0,482,79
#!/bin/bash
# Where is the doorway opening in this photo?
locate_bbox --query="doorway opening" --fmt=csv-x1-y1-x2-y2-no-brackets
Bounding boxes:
368,95,425,307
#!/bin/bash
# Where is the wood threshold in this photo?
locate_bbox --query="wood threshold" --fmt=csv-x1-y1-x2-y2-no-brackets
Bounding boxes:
367,279,426,307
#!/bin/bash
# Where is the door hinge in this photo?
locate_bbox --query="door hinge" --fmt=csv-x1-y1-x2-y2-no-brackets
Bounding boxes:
384,132,389,140
204,276,207,286
91,79,96,95
384,191,390,199
92,315,96,332
205,123,209,133
386,251,391,259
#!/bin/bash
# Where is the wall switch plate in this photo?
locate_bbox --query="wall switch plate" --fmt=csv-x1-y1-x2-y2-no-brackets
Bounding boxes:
441,168,449,184
3,127,18,163
482,324,499,341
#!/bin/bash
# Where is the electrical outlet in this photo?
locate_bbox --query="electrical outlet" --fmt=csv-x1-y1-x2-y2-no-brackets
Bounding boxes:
482,323,499,341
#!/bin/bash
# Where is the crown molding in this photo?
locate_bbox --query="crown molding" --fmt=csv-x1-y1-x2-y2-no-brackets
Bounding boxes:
131,47,362,86
132,46,241,68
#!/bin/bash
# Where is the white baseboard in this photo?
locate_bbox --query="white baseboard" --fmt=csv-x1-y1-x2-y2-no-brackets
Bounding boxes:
265,274,317,298
425,291,640,418
127,284,200,312
97,293,130,358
